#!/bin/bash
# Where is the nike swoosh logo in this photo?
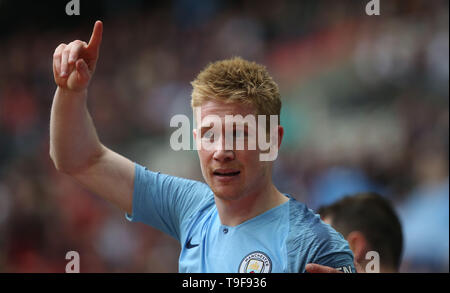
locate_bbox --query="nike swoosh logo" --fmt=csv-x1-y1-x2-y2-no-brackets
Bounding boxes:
186,237,199,249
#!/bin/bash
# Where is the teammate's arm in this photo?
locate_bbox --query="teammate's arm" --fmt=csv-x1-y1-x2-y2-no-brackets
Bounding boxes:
50,21,134,214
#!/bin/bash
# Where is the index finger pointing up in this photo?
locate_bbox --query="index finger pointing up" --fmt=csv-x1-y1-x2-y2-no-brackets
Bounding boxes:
87,20,103,53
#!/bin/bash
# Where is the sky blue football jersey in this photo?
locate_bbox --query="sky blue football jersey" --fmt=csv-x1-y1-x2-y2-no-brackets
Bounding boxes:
126,163,355,273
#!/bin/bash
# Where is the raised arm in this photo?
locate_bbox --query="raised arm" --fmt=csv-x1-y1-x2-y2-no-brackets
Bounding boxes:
50,21,134,214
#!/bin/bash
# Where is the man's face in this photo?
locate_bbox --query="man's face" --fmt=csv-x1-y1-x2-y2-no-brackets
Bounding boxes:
193,100,281,201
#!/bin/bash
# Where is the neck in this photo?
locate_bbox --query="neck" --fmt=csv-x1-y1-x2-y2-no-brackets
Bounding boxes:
215,181,288,227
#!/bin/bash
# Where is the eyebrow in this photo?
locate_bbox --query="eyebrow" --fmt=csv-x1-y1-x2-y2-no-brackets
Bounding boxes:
229,123,250,133
200,126,213,136
199,124,250,135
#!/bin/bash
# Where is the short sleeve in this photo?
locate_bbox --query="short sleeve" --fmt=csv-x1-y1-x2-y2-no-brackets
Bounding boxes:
126,163,212,241
286,199,356,273
311,237,356,273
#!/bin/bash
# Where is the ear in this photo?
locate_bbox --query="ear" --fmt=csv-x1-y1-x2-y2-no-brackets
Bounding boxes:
321,216,332,225
346,231,368,264
277,125,284,149
193,128,200,150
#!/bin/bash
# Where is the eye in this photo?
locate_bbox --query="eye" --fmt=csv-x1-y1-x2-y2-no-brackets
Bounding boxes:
202,130,214,140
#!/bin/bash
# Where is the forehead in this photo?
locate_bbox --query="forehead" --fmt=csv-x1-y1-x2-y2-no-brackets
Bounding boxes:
195,100,256,120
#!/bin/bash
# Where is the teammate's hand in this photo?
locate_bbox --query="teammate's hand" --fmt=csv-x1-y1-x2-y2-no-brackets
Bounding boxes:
52,20,103,92
305,263,342,273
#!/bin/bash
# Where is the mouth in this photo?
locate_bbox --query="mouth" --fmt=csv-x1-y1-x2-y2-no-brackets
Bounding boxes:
213,169,241,177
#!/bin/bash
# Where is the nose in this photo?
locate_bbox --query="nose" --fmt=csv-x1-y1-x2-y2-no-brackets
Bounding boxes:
213,138,235,162
213,149,235,162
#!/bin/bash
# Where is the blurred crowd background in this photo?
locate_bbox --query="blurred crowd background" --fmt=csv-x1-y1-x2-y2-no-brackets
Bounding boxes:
0,0,448,272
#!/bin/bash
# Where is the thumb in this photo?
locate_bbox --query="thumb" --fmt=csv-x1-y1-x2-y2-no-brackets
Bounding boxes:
76,59,90,83
305,263,342,273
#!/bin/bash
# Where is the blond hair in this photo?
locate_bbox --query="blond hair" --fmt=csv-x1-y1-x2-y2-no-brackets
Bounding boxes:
191,57,281,122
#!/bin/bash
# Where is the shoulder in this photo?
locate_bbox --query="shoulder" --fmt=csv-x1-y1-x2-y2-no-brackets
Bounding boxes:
134,162,215,220
135,163,211,194
287,198,341,244
286,198,353,266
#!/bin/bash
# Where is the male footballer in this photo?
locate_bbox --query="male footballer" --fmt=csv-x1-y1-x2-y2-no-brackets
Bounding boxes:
50,21,355,273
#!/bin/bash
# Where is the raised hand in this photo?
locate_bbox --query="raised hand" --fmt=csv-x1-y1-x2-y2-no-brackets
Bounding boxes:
53,20,103,92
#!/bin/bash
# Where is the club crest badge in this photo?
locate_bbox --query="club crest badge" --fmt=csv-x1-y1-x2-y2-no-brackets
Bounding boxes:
238,251,272,273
